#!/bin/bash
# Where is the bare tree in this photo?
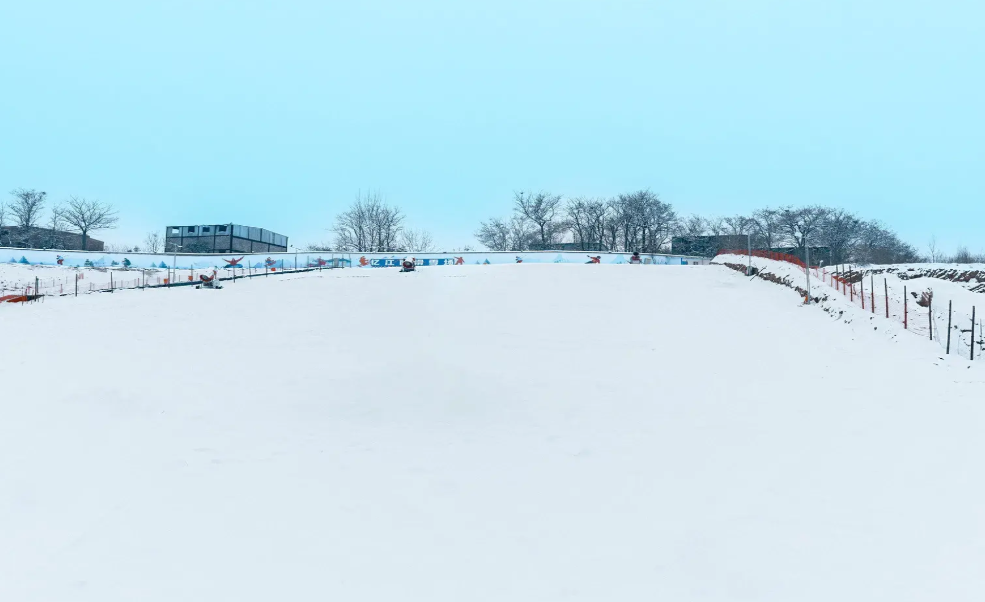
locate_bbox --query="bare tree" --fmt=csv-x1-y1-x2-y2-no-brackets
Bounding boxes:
607,191,676,252
475,218,511,251
60,196,119,250
400,229,436,253
566,198,592,251
639,191,677,252
749,208,782,250
40,207,66,249
609,195,636,251
9,188,47,230
507,214,534,251
514,191,563,248
722,215,751,236
333,191,405,252
778,205,830,254
584,199,611,251
476,214,535,251
927,236,944,263
953,246,976,264
0,203,8,246
705,216,727,237
371,200,405,252
144,231,163,253
675,215,707,238
105,243,141,253
817,209,864,265
855,220,919,264
304,242,335,252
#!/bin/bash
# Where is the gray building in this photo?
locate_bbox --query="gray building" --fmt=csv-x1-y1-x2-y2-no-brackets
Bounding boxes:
165,224,288,254
671,235,751,258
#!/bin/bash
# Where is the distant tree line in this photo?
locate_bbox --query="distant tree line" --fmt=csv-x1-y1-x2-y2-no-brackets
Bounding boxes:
682,207,920,265
477,190,677,253
311,191,436,253
1,188,118,250
474,191,931,265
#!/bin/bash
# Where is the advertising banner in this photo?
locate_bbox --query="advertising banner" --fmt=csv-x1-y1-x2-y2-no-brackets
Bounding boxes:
0,248,709,270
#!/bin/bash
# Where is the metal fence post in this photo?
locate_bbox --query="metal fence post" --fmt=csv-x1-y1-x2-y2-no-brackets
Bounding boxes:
928,296,933,341
973,307,977,361
870,275,875,313
947,301,948,355
884,278,889,318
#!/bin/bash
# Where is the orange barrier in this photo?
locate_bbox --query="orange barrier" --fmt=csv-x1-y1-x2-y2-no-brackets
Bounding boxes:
718,249,807,268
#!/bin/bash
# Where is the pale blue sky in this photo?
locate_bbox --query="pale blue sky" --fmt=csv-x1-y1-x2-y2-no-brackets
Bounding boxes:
1,0,982,253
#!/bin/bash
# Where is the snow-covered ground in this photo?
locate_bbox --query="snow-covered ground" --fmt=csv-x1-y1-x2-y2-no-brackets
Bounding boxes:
3,264,985,601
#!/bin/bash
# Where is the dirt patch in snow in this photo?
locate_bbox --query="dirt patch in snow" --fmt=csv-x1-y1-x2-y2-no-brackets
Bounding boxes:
721,262,827,304
839,266,985,293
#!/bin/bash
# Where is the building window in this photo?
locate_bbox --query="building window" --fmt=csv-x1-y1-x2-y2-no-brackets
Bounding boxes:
217,225,228,233
201,226,211,234
187,227,196,234
171,227,180,235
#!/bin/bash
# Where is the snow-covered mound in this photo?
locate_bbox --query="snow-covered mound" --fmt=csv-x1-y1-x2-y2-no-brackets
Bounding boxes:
2,264,985,601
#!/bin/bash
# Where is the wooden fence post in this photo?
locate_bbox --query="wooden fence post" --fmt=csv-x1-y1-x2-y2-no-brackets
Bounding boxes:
904,286,908,329
861,277,865,310
973,307,977,361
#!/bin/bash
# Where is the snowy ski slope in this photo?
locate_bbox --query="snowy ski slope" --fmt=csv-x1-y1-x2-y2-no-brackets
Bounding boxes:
2,264,984,601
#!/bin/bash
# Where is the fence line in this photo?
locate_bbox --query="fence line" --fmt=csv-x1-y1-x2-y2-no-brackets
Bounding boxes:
718,249,983,361
1,263,344,305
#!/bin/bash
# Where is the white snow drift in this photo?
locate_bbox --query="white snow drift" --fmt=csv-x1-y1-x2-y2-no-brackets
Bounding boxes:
2,264,984,601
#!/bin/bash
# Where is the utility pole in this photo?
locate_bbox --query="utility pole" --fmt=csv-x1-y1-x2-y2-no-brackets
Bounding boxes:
746,233,752,276
168,242,182,287
805,236,811,304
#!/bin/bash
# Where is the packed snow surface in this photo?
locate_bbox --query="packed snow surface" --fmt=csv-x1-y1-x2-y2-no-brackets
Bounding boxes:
2,264,984,601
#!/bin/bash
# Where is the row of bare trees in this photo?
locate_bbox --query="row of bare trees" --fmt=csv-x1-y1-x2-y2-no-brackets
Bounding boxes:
926,237,985,264
314,191,435,253
681,207,920,264
1,188,118,250
477,190,678,253
475,192,922,265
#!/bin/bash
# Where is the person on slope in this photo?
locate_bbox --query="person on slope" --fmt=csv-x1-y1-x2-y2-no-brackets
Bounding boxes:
630,251,642,264
400,257,416,272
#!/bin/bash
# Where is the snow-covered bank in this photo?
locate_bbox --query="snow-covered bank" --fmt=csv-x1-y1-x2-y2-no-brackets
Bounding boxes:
2,264,985,601
714,253,985,362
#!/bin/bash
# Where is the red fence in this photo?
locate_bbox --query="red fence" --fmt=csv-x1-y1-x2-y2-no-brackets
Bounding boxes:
718,249,806,268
